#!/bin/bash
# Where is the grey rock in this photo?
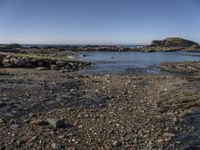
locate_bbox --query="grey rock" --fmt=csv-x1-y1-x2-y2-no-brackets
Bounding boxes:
50,65,60,70
2,58,10,63
11,124,20,128
4,112,14,118
51,143,62,150
35,67,46,70
46,118,65,128
112,140,121,147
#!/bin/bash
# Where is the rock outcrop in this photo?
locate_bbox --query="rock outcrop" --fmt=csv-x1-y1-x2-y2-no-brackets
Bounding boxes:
0,53,90,71
160,61,200,75
151,37,199,47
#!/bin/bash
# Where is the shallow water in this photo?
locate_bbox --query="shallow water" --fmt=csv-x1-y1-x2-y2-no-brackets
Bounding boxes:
78,51,200,74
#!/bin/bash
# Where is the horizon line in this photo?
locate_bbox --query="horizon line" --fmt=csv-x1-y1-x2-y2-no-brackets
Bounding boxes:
0,42,149,46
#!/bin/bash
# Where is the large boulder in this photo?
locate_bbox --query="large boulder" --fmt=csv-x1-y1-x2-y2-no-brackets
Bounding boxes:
151,37,199,47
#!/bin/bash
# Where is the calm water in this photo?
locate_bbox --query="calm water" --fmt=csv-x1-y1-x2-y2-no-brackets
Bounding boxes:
78,51,200,74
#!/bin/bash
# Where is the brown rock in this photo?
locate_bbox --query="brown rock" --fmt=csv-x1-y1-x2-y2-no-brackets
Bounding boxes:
30,118,47,126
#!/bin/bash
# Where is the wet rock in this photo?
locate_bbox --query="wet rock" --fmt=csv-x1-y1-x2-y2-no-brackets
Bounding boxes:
46,118,65,128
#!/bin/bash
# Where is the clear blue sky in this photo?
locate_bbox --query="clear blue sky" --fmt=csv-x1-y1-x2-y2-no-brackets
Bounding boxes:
0,0,200,44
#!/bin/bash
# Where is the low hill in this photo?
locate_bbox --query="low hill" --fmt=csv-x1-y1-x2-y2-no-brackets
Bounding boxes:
151,37,199,47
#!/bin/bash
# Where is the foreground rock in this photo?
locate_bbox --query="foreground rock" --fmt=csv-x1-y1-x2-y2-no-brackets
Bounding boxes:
160,61,200,75
46,118,65,128
0,53,90,71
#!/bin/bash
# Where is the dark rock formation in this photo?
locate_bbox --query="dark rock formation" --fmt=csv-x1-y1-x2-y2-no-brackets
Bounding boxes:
0,53,90,71
0,44,22,49
151,38,199,47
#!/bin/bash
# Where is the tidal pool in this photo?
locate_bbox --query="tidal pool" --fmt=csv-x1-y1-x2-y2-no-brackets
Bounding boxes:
78,51,200,74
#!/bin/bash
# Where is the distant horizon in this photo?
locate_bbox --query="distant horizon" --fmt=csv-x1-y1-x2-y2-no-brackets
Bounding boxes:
0,42,149,46
0,36,199,45
0,0,200,44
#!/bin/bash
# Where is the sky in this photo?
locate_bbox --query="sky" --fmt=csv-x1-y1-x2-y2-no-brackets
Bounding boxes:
0,0,200,44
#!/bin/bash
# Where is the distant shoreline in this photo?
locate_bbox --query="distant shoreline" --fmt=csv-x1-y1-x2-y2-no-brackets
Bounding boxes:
1,37,200,52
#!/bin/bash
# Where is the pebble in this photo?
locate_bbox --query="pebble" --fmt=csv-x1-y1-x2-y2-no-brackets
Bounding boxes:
51,143,62,150
0,119,4,124
46,118,65,128
35,67,46,70
11,124,20,129
4,112,14,118
164,132,175,138
112,140,121,147
29,136,38,142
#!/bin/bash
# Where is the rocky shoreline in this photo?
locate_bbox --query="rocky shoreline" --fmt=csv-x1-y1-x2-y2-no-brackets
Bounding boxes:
160,61,200,75
1,67,200,149
0,52,90,71
1,42,200,149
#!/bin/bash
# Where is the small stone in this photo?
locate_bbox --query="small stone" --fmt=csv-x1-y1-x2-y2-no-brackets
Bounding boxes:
0,118,5,124
78,125,83,128
29,113,36,117
17,136,27,144
50,65,60,70
30,119,47,126
58,135,65,139
51,143,62,150
164,132,175,138
4,112,14,118
46,118,65,128
112,140,121,147
35,67,46,70
11,124,20,128
29,136,38,142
